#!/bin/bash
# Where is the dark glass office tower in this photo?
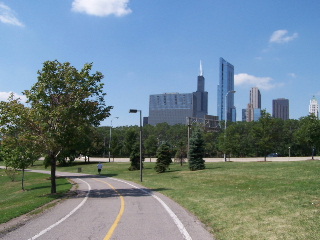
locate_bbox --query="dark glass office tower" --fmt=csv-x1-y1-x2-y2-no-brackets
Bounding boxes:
272,98,289,120
193,61,208,118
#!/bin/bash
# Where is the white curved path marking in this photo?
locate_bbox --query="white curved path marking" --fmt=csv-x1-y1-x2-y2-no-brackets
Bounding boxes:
110,177,193,240
27,178,91,240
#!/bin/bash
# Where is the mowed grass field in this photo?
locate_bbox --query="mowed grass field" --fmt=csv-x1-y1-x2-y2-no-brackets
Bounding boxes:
0,170,71,224
1,160,319,240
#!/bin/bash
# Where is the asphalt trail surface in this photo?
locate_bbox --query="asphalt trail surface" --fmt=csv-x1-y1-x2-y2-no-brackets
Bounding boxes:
1,170,214,240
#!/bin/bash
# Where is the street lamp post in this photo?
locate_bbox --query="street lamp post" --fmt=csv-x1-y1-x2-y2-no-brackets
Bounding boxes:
109,117,119,162
129,109,142,182
288,146,291,161
224,90,236,162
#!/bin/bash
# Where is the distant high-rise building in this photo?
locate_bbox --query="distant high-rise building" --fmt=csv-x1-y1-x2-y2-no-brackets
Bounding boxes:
193,61,208,118
246,87,261,122
250,87,261,109
272,98,289,120
242,109,247,122
253,108,261,121
309,96,319,119
148,93,196,125
148,62,208,126
217,57,236,122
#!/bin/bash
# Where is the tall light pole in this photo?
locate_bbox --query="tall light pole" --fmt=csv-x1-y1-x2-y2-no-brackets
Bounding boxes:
288,146,291,161
129,109,142,182
109,117,119,162
224,90,236,162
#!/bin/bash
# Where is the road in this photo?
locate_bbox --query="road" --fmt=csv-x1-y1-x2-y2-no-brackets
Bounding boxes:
1,170,214,240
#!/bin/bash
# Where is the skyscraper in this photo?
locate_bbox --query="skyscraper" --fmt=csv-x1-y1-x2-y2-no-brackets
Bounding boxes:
309,96,319,119
246,87,261,121
250,87,261,109
193,61,208,118
272,98,289,120
217,57,236,122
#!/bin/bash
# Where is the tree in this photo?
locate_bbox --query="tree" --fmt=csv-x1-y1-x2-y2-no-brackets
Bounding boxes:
204,131,220,157
0,95,41,187
220,121,256,158
128,142,144,171
155,142,172,173
0,61,112,193
253,111,282,161
174,141,187,166
1,135,40,190
124,127,139,156
144,135,158,162
189,128,205,171
295,115,320,159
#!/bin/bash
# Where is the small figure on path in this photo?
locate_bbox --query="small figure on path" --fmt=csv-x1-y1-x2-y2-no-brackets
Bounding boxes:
97,162,103,175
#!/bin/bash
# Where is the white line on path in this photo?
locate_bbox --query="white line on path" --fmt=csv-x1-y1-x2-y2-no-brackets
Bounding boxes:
110,178,192,240
27,178,91,240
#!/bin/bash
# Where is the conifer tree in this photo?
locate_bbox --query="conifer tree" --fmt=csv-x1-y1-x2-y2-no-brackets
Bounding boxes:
155,142,172,173
128,142,143,171
189,128,206,171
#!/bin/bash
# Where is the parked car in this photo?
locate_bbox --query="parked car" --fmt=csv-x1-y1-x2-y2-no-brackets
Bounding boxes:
266,153,280,157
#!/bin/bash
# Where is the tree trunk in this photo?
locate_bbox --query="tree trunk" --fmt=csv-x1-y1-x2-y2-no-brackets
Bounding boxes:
50,154,57,194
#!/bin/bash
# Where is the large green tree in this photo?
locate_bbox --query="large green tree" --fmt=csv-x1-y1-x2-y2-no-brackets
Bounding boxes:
0,61,112,193
295,115,320,159
252,111,282,161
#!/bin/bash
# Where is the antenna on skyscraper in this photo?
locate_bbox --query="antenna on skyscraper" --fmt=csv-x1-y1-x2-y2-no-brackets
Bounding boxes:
200,60,203,76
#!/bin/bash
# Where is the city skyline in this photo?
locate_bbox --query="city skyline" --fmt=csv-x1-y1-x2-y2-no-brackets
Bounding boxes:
1,1,319,127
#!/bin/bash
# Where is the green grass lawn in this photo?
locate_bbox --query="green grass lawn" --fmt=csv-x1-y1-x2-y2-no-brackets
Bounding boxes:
0,169,71,224
1,160,319,240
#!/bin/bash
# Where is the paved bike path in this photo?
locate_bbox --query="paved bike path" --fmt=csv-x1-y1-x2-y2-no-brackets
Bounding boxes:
0,169,214,240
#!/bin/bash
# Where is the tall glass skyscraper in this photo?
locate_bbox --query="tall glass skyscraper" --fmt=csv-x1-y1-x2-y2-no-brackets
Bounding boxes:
217,57,236,122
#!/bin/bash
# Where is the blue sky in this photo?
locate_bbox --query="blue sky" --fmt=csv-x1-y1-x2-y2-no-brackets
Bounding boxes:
1,0,319,127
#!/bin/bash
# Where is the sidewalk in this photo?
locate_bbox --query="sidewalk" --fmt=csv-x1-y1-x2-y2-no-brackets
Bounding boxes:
80,156,319,163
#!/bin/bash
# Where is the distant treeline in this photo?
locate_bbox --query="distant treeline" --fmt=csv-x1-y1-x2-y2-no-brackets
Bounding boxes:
90,111,319,159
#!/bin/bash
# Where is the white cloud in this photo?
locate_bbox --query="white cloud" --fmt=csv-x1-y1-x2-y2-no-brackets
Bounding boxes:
0,2,24,26
235,73,282,90
269,30,298,43
288,73,296,78
72,0,132,17
0,92,27,102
